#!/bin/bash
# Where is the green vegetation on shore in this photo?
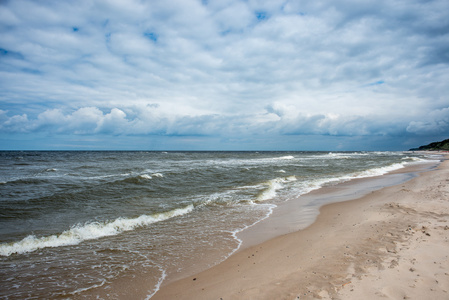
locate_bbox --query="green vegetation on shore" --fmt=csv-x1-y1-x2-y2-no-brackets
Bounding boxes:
410,139,449,151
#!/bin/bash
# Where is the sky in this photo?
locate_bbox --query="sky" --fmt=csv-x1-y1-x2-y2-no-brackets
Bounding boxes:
0,0,448,151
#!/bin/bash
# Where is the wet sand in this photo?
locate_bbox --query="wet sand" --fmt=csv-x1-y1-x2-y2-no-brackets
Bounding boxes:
152,155,449,299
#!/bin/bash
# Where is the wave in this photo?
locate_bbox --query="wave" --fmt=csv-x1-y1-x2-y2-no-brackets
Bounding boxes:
257,176,297,201
402,156,439,164
0,205,194,256
196,186,257,207
322,151,405,159
116,172,164,184
324,152,351,159
272,155,295,160
202,159,413,206
298,161,411,197
139,173,164,180
256,160,418,204
193,155,298,169
322,152,371,159
145,266,167,300
356,162,405,177
2,177,48,185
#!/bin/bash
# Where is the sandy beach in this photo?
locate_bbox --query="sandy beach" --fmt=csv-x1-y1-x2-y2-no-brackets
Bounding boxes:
152,155,449,300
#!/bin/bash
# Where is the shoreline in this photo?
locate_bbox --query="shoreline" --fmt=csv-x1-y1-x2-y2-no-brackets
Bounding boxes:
236,161,435,250
152,154,449,299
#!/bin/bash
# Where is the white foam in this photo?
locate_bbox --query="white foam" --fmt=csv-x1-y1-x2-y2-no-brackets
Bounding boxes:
356,162,405,178
145,266,167,300
0,205,194,256
323,152,351,159
257,180,283,201
70,279,106,295
288,161,410,200
139,173,163,180
273,155,295,160
219,203,276,265
403,156,439,164
257,176,297,201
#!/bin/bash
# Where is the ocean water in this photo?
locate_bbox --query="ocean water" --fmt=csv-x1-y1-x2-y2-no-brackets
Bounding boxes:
0,151,438,299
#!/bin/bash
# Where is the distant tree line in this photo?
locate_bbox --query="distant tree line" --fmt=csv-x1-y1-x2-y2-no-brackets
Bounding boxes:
410,139,449,151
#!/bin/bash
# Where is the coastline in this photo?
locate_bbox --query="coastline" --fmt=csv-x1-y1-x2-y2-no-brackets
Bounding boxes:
152,154,449,299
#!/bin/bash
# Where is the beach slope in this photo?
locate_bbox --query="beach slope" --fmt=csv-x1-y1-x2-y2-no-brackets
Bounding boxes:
153,157,449,299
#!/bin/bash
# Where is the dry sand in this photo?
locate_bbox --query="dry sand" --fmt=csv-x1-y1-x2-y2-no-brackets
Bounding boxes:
152,155,449,300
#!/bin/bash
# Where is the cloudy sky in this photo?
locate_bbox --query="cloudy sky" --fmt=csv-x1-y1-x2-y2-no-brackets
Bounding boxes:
1,0,448,150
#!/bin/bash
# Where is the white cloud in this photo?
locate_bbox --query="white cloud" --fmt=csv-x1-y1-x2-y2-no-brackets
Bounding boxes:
0,0,448,149
406,107,449,135
0,103,411,139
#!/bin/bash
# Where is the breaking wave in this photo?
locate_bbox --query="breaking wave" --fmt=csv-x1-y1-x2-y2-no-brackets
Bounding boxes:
273,155,295,160
257,176,297,201
0,205,194,256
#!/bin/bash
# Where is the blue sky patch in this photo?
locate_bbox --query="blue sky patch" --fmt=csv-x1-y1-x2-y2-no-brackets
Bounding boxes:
0,48,25,60
368,80,385,86
255,11,268,21
144,32,158,42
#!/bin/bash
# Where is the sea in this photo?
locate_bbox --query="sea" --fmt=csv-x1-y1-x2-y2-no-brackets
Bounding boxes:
0,151,440,299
